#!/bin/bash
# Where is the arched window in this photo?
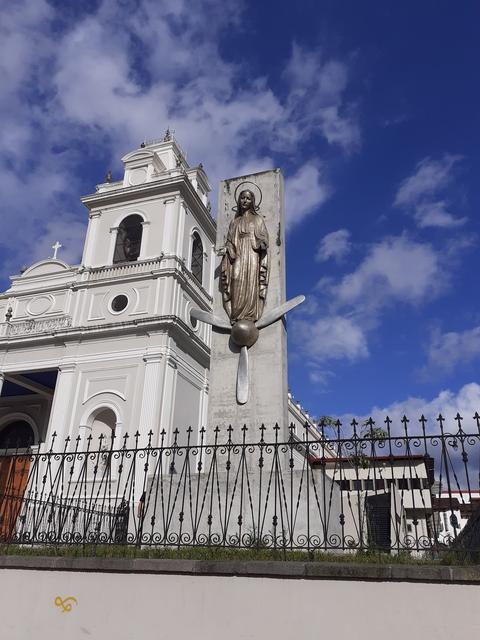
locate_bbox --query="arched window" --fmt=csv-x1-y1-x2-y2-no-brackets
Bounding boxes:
191,233,203,285
86,408,117,474
0,421,34,450
90,408,117,445
113,215,143,263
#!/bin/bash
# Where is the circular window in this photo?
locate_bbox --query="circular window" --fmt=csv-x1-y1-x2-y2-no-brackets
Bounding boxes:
111,295,129,313
190,313,198,329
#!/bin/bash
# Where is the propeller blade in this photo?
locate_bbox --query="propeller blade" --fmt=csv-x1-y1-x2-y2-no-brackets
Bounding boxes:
190,308,231,330
236,346,249,404
256,295,305,329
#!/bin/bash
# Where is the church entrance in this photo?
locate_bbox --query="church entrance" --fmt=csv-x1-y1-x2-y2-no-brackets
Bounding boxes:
0,420,35,541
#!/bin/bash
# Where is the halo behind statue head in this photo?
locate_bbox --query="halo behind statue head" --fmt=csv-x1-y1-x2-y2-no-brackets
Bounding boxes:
233,181,262,211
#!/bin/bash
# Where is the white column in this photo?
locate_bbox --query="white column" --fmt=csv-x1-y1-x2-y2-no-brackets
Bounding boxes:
108,225,119,265
0,372,4,397
78,423,92,451
197,373,209,449
139,220,151,260
199,372,209,431
162,196,179,255
138,354,164,438
114,420,123,446
209,243,216,297
82,211,102,267
46,364,77,447
158,356,177,447
175,199,186,259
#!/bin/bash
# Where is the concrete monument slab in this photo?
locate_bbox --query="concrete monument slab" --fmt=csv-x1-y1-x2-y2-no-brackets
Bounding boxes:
195,169,303,439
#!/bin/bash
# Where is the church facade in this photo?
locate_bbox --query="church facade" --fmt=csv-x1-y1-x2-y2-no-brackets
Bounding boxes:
0,135,216,452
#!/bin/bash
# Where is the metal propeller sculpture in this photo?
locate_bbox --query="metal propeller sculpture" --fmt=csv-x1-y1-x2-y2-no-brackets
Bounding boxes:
193,181,305,404
191,295,305,404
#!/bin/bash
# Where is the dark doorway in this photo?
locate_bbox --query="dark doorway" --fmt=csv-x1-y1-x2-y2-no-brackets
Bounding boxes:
0,420,35,541
0,421,34,449
366,493,391,551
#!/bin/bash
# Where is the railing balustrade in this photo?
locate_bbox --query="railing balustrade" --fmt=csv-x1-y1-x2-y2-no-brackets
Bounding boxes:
0,415,479,556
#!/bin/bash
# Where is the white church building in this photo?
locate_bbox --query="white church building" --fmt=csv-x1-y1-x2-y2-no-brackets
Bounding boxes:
0,134,217,453
0,134,441,555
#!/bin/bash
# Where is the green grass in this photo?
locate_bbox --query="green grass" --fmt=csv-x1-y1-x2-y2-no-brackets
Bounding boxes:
0,543,473,565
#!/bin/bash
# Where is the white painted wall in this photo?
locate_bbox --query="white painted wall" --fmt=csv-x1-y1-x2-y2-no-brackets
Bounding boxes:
0,568,477,640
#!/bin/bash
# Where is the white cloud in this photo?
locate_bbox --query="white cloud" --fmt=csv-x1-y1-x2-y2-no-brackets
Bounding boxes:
0,0,54,155
308,368,335,386
283,44,360,152
425,326,480,374
294,235,446,367
394,155,466,229
333,235,443,311
347,383,480,435
316,229,351,262
285,165,330,229
31,215,86,266
292,314,369,363
394,155,458,206
50,12,351,197
414,201,467,229
0,0,360,276
0,163,74,278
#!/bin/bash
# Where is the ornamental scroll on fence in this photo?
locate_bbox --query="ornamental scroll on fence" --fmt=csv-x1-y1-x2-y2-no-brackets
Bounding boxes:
0,415,480,555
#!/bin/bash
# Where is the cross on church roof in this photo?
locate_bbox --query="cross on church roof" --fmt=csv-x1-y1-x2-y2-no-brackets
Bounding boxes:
51,241,62,260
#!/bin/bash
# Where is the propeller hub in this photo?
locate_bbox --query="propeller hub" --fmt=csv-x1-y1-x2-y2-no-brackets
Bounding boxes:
231,319,259,348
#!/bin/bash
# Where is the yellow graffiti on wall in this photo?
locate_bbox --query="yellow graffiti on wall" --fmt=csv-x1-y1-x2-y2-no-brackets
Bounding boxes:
54,596,78,613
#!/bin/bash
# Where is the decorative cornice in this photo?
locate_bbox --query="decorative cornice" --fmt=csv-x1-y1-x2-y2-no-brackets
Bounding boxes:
81,175,216,240
0,281,77,300
0,315,210,367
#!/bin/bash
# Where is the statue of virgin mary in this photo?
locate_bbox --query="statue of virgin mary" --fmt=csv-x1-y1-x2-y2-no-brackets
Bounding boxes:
220,188,269,323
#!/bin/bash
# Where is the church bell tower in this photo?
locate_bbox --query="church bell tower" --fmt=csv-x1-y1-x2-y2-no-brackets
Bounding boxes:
0,132,215,450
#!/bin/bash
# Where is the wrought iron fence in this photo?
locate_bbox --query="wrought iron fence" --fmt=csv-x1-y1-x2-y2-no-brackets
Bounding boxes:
0,414,479,556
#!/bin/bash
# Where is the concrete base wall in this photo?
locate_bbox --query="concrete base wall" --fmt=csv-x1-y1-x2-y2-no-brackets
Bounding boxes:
143,468,344,547
0,557,479,640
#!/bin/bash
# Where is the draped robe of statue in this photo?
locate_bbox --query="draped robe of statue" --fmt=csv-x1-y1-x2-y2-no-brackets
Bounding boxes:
221,209,269,323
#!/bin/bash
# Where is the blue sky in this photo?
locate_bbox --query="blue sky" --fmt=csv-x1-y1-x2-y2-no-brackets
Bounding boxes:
2,0,480,427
